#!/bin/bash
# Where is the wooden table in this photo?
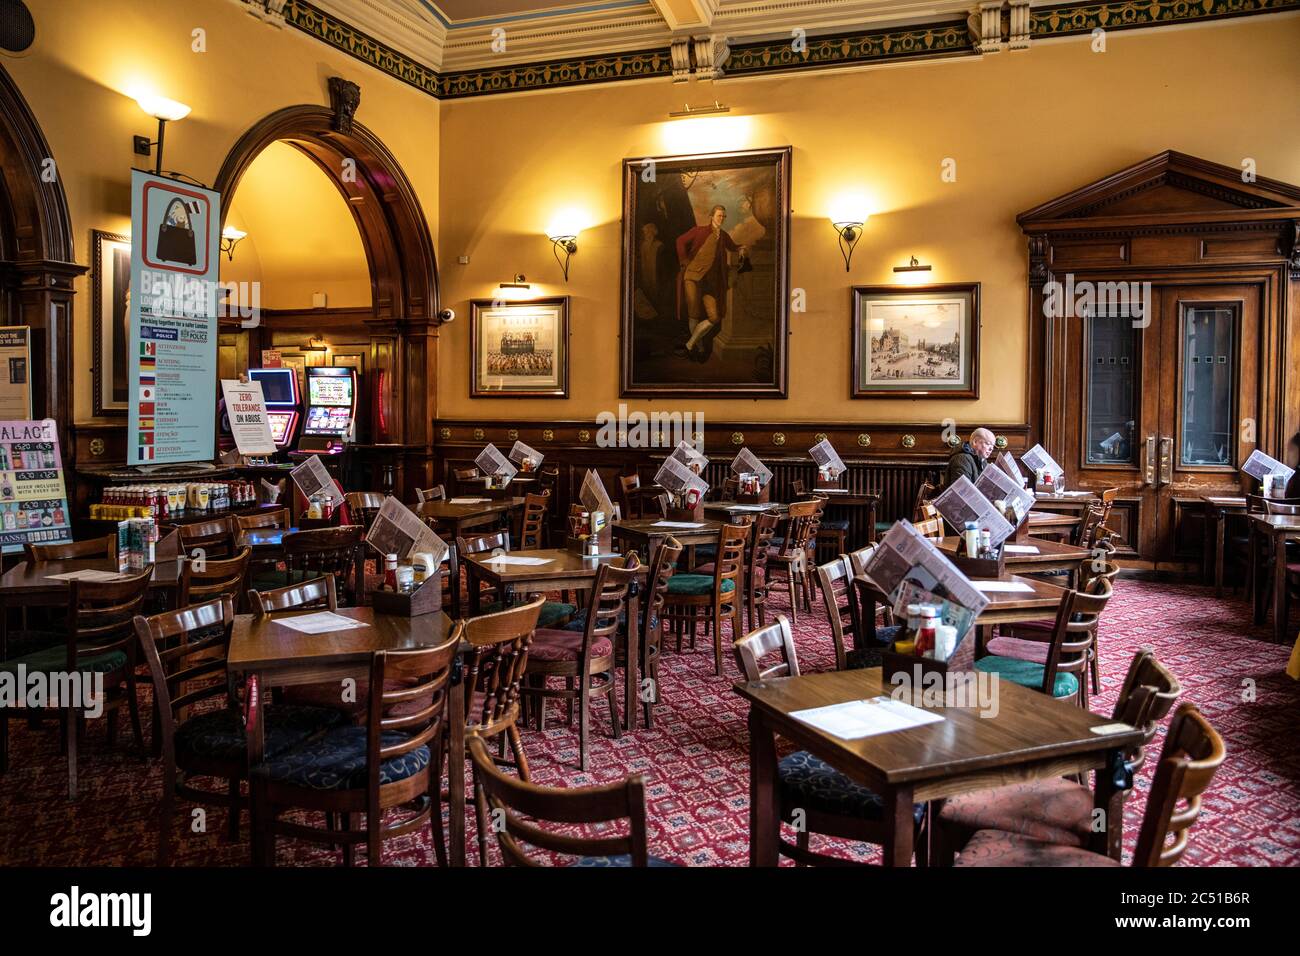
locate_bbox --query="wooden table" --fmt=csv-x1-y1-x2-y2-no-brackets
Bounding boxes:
460,548,648,732
0,557,182,655
462,476,539,501
1250,513,1300,643
737,667,1143,866
233,527,366,602
226,606,474,866
1202,495,1247,596
703,501,788,523
418,497,524,539
937,536,1090,581
805,489,880,548
1031,491,1097,514
1027,510,1080,540
610,517,723,554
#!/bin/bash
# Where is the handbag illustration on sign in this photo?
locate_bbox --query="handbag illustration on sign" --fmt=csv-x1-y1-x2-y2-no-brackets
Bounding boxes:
155,197,198,266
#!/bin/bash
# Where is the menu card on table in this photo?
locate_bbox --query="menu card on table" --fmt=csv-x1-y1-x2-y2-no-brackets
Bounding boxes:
1242,449,1295,486
1021,444,1065,482
995,451,1027,486
975,464,1036,524
933,476,1015,546
289,454,340,504
366,497,449,566
809,438,846,478
508,440,544,469
862,520,990,642
655,456,709,497
579,469,617,517
275,611,369,635
730,448,772,488
791,696,945,740
474,443,517,482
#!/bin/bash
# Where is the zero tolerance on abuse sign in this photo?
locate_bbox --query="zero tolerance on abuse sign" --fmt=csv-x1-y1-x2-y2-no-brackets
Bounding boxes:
128,169,222,465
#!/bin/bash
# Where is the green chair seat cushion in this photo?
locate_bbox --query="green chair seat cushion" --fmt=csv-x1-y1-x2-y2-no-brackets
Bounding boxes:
665,574,735,596
249,569,316,591
1,643,128,676
974,655,1078,698
477,600,576,629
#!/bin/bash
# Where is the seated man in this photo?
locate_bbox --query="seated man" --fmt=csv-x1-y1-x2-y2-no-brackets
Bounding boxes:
946,427,995,487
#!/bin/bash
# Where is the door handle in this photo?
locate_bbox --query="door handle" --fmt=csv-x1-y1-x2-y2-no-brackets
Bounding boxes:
1159,436,1173,486
1144,436,1156,486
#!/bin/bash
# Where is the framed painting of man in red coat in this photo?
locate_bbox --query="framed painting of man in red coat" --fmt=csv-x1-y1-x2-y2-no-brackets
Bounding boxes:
620,147,790,397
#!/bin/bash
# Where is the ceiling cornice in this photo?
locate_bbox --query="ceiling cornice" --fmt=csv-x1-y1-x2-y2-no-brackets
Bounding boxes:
254,0,1300,101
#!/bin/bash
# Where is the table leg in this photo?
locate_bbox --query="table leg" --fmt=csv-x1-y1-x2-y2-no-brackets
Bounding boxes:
1091,746,1130,862
467,563,482,615
1251,523,1264,624
1273,533,1287,645
748,709,779,867
881,784,916,866
1214,510,1226,598
448,660,466,867
245,671,267,865
625,586,641,733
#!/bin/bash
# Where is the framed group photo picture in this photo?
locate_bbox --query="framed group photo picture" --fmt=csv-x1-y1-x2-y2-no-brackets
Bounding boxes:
91,229,133,415
851,283,980,399
620,147,791,398
470,297,569,398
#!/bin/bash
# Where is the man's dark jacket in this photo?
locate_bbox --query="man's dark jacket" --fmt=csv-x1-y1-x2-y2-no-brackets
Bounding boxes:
946,442,987,487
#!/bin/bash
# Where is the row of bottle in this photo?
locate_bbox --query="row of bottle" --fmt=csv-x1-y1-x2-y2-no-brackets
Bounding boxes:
99,480,257,519
0,503,65,530
0,443,57,472
894,604,959,662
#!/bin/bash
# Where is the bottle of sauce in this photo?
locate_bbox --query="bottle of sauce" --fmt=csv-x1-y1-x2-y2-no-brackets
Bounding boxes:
915,605,938,657
383,554,399,591
963,520,979,558
979,528,993,559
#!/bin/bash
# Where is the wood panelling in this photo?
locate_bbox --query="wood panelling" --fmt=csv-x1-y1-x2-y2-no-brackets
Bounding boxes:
1051,239,1129,268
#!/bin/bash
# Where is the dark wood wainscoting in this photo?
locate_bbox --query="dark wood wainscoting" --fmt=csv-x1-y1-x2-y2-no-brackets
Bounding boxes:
433,419,1032,544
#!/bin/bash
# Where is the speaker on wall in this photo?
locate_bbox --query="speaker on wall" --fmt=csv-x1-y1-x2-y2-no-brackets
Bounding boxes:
0,1,35,55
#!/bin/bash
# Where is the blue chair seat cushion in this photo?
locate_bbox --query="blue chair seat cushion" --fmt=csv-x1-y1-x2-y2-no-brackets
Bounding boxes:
260,725,430,791
250,568,316,591
572,854,679,867
820,519,851,532
562,606,658,634
844,624,901,670
529,628,614,662
0,629,65,660
666,574,734,596
974,655,1078,698
778,750,926,823
175,704,347,762
478,600,575,628
1,643,128,676
691,545,717,564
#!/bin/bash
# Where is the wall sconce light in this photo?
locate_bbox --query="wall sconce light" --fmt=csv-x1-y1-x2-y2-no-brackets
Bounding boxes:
893,255,932,275
303,336,328,353
548,233,578,282
220,226,247,261
668,100,730,118
832,220,865,272
499,274,531,290
132,94,192,176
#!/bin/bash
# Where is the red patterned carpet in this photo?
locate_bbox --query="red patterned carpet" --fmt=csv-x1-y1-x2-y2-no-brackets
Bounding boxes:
1,577,1297,867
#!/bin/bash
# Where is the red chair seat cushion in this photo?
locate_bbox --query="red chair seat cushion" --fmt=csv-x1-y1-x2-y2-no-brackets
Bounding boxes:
1008,620,1053,633
938,776,1093,848
984,635,1050,664
955,829,1119,867
529,628,613,662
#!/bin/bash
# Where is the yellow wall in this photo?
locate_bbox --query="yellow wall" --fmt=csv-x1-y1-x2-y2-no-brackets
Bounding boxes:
223,141,372,310
3,0,438,423
436,16,1300,425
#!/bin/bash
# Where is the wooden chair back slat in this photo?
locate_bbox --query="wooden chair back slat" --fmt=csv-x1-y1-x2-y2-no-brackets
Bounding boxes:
66,568,155,664
461,596,543,733
249,574,338,616
415,485,447,504
281,525,362,597
179,517,236,560
180,546,252,608
733,614,799,681
235,508,289,531
344,492,388,533
816,556,857,671
24,534,116,562
520,491,551,549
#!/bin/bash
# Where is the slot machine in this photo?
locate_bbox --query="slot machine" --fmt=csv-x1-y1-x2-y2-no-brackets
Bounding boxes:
247,367,302,454
296,366,357,455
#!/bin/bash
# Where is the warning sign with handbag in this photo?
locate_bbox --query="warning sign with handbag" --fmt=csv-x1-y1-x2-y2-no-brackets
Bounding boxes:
141,178,213,276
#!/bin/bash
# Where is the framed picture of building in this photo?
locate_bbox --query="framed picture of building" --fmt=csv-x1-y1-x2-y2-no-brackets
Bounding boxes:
620,147,791,398
850,283,980,399
470,297,569,398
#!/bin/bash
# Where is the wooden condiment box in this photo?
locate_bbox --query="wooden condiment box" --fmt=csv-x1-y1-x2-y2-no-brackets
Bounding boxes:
949,545,1006,579
371,569,443,617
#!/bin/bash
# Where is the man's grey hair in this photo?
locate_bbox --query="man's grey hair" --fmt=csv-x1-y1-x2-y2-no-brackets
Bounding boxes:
970,428,995,445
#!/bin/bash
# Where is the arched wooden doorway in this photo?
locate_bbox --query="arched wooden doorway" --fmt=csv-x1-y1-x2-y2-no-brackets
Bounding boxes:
214,104,442,495
0,64,83,447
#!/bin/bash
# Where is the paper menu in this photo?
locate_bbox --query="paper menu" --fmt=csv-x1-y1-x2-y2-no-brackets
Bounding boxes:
996,451,1027,486
861,520,990,630
655,455,708,496
652,520,706,528
482,555,553,566
790,696,945,740
730,448,773,488
933,476,1015,547
579,468,617,517
508,440,544,468
474,443,516,481
365,497,449,566
1021,444,1064,481
973,580,1033,593
43,569,128,582
975,465,1035,523
274,611,369,635
1003,544,1040,554
289,454,340,503
809,438,846,478
1242,449,1295,485
668,440,709,472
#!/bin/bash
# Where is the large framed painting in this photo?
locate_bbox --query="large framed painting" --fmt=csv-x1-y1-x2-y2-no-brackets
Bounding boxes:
620,147,791,398
91,230,132,416
851,283,980,399
470,297,569,398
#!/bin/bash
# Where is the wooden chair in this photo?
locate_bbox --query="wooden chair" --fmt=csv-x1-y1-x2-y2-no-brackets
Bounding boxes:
179,546,252,609
23,534,116,562
249,574,338,616
618,474,647,520
468,732,670,867
459,597,543,865
976,582,1110,707
955,702,1225,867
733,614,923,866
1264,499,1300,626
523,559,639,770
251,630,460,867
132,596,345,864
179,516,236,561
766,499,818,624
912,502,945,541
934,648,1181,864
633,537,682,729
0,568,153,798
452,466,481,496
415,485,446,504
662,522,749,676
251,525,363,604
818,556,895,671
344,492,387,533
234,508,290,531
722,476,739,499
455,531,575,628
798,489,848,565
912,480,938,521
520,490,551,549
1239,493,1300,599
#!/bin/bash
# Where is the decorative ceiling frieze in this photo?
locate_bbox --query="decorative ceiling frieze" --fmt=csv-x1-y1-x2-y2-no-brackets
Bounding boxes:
244,0,1300,100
